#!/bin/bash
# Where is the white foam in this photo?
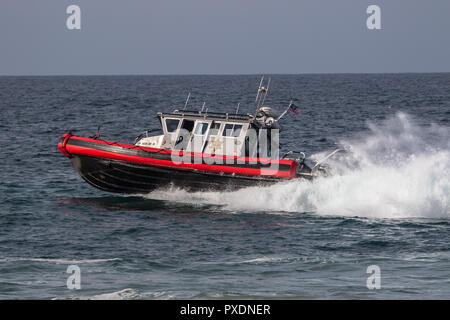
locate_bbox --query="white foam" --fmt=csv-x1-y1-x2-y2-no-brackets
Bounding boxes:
54,289,178,300
195,256,282,265
54,288,141,300
239,257,280,264
144,113,450,219
0,257,121,264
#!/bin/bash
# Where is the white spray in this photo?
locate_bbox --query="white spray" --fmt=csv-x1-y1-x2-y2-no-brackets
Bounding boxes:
146,113,450,219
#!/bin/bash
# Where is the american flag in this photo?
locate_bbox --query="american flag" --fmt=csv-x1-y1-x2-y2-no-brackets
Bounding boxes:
289,103,301,115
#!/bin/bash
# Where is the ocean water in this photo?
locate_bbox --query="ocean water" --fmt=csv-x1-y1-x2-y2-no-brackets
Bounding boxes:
0,74,449,299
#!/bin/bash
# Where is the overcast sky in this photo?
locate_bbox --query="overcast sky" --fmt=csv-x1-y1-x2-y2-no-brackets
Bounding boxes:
1,0,449,75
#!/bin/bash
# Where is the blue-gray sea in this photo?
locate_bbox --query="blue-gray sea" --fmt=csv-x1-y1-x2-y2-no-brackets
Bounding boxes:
0,74,449,299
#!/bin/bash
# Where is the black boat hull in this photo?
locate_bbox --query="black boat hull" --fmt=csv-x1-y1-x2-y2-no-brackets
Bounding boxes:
70,155,285,194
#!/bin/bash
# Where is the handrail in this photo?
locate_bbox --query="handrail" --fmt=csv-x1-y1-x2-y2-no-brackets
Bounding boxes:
134,128,162,144
282,150,306,161
312,148,343,170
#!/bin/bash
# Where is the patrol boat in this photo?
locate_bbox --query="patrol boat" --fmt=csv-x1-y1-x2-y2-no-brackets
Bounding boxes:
58,78,333,194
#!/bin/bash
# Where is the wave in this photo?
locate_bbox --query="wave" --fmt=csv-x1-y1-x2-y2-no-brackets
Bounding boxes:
0,257,121,264
194,255,334,265
54,288,177,300
57,288,142,300
54,287,308,300
145,112,450,219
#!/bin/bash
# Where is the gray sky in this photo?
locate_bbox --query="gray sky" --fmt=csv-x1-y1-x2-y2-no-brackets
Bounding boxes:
1,0,449,75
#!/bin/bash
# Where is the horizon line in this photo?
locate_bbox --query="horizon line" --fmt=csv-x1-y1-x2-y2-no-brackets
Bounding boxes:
1,71,450,77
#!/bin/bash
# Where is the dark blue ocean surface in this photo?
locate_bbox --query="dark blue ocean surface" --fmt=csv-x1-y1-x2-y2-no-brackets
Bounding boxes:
0,74,449,299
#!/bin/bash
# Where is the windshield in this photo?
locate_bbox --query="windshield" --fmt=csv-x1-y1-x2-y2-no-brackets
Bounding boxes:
165,119,180,132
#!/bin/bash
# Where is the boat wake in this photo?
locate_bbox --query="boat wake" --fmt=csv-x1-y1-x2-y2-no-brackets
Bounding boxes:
145,113,450,219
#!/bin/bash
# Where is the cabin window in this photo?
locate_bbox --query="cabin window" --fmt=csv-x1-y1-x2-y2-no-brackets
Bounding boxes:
181,119,195,133
222,124,234,136
165,119,180,132
194,122,209,135
222,124,243,137
209,122,221,135
233,125,243,137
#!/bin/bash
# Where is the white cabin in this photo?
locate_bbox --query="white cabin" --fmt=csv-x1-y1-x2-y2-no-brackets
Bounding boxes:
136,110,253,157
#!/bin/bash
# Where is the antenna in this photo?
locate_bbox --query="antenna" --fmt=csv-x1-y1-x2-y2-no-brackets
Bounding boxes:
277,100,293,121
200,101,206,112
254,76,271,115
235,102,240,114
255,76,264,103
261,77,271,106
183,92,191,110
